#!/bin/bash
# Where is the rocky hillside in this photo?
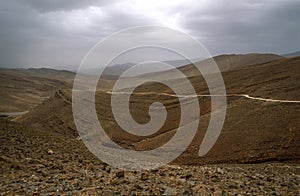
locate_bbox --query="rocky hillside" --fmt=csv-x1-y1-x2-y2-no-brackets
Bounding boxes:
0,68,74,112
14,57,300,165
0,119,299,195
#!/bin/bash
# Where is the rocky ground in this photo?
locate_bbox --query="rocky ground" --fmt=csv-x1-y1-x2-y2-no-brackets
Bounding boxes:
0,119,299,195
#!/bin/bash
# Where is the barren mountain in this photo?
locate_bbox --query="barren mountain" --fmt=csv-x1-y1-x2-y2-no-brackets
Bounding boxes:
14,56,300,165
0,68,118,113
181,53,284,73
1,55,300,195
0,68,74,112
138,53,284,80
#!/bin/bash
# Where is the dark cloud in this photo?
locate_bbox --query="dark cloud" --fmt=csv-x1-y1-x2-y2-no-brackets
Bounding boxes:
181,0,300,54
19,0,105,12
0,0,299,68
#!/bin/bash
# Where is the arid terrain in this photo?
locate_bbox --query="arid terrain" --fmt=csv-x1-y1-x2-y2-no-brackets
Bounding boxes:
0,68,74,112
0,54,299,195
1,119,299,195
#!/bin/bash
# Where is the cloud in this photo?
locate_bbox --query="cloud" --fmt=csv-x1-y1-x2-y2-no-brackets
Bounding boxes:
19,0,105,12
0,0,299,68
179,0,300,54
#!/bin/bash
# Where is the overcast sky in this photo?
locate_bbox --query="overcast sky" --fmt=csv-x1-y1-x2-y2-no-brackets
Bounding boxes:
0,0,299,68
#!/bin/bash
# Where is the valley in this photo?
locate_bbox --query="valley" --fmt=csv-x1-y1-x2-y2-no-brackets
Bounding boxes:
0,54,299,194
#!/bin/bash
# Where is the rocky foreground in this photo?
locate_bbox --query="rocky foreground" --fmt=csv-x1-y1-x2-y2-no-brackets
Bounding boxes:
0,120,299,195
1,161,299,195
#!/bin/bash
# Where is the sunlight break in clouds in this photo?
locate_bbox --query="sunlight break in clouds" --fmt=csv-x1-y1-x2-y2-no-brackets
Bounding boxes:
0,0,299,68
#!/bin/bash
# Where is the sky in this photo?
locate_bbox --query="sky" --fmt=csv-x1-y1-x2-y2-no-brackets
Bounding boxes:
0,0,299,68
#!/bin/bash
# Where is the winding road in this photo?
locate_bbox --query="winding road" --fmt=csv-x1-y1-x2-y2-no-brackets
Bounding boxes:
3,91,298,117
103,91,300,103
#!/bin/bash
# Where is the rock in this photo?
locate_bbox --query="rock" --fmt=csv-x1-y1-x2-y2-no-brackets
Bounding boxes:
134,184,143,190
130,191,137,196
216,167,225,175
185,174,192,180
29,185,37,192
151,169,159,173
221,190,227,196
110,179,122,186
47,149,54,155
163,187,178,195
115,170,125,178
140,173,148,181
183,187,192,195
228,184,239,189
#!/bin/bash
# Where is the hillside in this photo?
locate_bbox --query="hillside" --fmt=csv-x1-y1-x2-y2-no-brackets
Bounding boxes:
1,119,299,194
0,68,117,113
181,53,284,73
13,90,77,137
136,53,284,81
15,57,300,164
0,68,75,112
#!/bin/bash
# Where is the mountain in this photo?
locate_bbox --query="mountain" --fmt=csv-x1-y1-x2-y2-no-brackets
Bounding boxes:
13,89,77,137
135,53,284,82
179,53,284,74
57,59,203,79
282,51,300,57
51,54,283,81
0,68,75,112
14,56,300,164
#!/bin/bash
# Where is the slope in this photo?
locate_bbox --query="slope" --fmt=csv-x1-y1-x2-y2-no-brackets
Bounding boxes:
15,57,300,164
0,68,75,112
